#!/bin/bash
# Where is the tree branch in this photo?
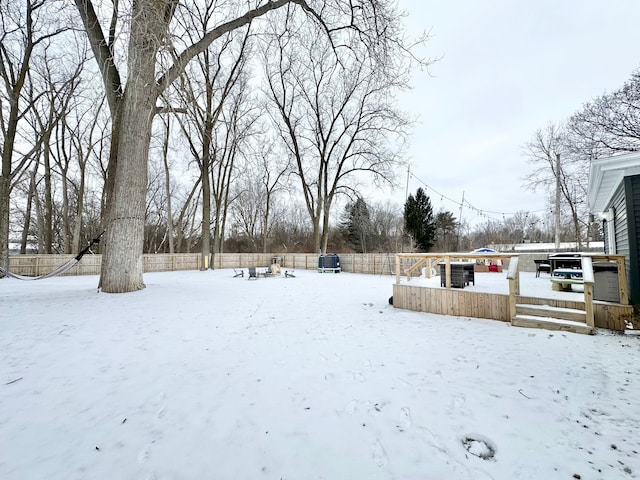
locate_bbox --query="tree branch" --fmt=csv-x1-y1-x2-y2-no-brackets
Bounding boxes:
73,0,123,114
157,0,319,92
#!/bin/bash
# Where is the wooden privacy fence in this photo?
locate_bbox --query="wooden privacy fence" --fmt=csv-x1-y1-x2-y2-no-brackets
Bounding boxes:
4,251,591,278
5,252,401,277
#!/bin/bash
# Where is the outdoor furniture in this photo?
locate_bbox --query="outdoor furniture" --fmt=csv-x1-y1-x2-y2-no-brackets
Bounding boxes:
233,268,244,278
465,263,475,284
439,262,475,288
533,259,551,277
248,267,258,280
551,268,584,291
548,253,582,272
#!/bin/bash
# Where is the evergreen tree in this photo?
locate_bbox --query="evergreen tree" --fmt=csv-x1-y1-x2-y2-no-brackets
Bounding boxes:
341,197,373,253
403,188,436,251
434,210,458,251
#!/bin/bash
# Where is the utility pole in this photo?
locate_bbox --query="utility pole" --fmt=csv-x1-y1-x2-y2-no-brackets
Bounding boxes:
405,164,410,203
457,190,465,251
403,165,410,252
554,153,561,249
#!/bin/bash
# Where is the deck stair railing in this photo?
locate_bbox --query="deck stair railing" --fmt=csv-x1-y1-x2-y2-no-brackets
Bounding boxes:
509,255,595,334
401,256,443,281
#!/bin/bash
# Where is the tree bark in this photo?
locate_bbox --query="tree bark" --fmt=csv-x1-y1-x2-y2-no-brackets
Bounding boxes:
99,0,161,292
0,176,9,271
20,171,37,254
200,125,212,270
161,118,175,254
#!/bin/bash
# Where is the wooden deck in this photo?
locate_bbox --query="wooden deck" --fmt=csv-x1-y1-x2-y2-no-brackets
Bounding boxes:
392,284,633,331
393,253,634,332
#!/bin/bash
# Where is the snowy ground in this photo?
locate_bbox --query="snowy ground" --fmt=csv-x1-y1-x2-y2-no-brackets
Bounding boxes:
400,269,588,301
1,269,639,480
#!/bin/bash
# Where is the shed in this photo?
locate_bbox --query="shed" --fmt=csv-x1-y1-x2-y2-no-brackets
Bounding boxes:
587,151,640,305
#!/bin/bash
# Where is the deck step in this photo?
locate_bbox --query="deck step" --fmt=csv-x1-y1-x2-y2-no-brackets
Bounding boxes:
511,314,594,335
515,303,586,322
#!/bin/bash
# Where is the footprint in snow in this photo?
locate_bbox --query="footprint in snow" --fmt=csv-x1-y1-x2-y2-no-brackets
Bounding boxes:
137,447,150,464
371,438,388,468
399,407,412,430
345,400,358,415
352,371,366,382
157,392,167,419
461,434,496,461
452,394,466,409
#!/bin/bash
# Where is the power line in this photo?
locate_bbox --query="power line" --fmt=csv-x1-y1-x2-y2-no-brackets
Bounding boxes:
408,172,547,222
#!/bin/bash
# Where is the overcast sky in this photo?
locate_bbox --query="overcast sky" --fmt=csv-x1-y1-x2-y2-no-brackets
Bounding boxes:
387,0,640,228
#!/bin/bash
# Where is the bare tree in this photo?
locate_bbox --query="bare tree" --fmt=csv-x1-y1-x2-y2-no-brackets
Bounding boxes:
174,178,201,253
253,138,291,253
229,176,262,251
73,0,424,292
523,122,587,248
30,51,87,253
369,200,404,252
67,94,109,254
168,8,256,268
568,69,640,157
228,136,291,253
0,0,69,271
158,115,175,254
263,16,418,253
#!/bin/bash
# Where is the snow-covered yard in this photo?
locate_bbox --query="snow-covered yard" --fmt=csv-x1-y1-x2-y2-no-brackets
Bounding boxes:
1,269,639,479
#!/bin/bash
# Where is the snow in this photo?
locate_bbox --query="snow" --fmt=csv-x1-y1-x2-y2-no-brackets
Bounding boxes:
1,269,639,480
403,269,588,301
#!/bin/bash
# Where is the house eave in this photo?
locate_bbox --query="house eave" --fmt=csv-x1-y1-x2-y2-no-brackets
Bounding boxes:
587,151,640,214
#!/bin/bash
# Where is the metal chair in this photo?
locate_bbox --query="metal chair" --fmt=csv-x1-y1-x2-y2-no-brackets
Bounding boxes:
534,259,551,277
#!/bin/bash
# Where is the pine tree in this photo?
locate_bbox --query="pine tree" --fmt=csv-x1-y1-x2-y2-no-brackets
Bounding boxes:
434,210,458,251
403,188,436,251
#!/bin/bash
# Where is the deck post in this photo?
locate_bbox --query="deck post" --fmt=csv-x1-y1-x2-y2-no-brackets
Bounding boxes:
507,256,520,321
615,256,629,304
444,256,451,289
582,256,595,328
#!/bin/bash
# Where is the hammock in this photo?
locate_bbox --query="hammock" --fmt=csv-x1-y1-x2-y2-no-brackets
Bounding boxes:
0,231,105,281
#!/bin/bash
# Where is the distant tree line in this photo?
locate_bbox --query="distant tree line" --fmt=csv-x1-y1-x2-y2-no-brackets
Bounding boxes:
0,0,434,289
4,1,632,279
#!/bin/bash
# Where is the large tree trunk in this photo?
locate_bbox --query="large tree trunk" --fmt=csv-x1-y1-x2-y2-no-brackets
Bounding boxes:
162,119,175,254
312,216,321,254
0,176,9,273
99,1,161,293
201,157,211,269
100,105,154,291
20,171,37,254
72,162,87,254
200,121,212,270
321,205,331,254
42,135,53,253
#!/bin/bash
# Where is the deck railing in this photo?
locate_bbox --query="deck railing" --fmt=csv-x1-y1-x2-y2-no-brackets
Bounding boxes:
394,252,630,328
506,255,520,320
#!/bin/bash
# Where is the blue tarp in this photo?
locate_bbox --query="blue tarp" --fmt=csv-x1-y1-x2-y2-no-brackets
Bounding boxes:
471,247,497,253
